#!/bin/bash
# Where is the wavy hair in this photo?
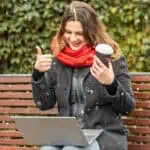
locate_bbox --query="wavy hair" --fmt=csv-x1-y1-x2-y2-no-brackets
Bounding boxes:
53,1,121,59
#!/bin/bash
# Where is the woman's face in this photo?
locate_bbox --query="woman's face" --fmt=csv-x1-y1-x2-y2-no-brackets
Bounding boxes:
63,21,87,51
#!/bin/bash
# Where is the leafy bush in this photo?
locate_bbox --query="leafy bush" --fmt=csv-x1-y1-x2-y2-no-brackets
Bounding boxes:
0,0,149,73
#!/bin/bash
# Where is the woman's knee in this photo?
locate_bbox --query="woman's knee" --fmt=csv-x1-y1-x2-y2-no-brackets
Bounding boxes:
86,140,100,150
62,146,81,150
40,145,61,150
62,141,100,150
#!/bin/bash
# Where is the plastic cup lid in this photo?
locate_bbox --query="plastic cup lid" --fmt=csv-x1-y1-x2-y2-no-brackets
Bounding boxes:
95,44,113,55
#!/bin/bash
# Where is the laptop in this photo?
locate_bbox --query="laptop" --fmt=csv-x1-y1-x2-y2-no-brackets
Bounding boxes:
11,116,103,146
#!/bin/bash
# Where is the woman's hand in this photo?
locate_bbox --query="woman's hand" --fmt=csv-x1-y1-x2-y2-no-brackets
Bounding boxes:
34,46,53,72
90,56,115,85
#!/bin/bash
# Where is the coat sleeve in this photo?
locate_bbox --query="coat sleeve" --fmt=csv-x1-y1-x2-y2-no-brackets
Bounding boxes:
32,63,57,111
104,55,135,114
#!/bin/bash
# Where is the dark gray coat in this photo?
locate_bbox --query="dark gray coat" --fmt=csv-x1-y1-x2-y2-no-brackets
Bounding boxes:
32,55,135,150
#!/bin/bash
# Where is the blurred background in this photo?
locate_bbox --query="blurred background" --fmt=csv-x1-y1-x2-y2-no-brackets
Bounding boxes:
0,0,149,73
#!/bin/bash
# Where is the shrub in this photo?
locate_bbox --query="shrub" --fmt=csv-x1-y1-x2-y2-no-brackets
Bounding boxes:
0,0,149,73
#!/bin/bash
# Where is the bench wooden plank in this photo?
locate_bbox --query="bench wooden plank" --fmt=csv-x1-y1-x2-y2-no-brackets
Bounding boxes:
131,73,150,82
0,73,150,150
1,91,150,99
0,123,16,129
128,135,150,143
123,118,150,126
1,83,150,91
128,144,150,150
128,127,150,134
0,113,57,122
0,138,32,145
0,84,32,91
0,115,11,121
0,131,22,137
0,100,34,106
136,101,150,108
129,110,150,117
132,84,150,91
0,92,32,99
133,92,150,100
0,146,39,150
0,138,27,145
0,76,31,83
0,107,58,115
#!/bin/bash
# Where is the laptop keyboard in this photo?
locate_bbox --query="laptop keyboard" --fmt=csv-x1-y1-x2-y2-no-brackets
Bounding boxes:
86,135,95,142
82,129,100,136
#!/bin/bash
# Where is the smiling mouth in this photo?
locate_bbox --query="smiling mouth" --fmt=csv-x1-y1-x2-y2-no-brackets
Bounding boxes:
70,42,81,47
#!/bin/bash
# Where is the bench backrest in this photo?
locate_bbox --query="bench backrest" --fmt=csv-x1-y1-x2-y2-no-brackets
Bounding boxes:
0,73,150,150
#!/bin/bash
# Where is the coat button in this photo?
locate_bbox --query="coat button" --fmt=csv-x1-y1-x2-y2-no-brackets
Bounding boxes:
95,105,99,110
36,101,42,106
46,92,50,96
85,87,93,94
53,61,56,65
121,92,124,96
87,108,92,112
90,89,94,94
81,110,85,114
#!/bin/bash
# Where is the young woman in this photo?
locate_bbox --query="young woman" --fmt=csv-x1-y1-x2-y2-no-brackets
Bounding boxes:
32,1,135,150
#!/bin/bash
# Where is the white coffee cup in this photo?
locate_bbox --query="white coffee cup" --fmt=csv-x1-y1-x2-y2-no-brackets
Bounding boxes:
95,44,113,67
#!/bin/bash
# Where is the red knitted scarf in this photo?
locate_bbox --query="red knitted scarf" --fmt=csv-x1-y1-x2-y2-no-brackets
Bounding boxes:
56,45,96,68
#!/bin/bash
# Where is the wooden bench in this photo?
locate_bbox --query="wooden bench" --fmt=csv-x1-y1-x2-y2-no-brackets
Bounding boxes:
0,73,150,150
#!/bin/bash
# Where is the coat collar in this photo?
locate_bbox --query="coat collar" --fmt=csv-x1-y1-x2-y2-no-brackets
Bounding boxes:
65,66,90,84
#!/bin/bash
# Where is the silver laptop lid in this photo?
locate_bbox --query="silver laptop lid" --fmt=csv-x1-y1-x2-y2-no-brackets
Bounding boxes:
12,116,103,146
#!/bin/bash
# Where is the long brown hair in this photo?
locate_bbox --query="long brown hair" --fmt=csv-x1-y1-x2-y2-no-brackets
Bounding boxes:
53,1,121,59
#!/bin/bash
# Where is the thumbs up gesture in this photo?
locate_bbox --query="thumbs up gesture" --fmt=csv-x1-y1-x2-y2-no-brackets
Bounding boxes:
34,46,53,72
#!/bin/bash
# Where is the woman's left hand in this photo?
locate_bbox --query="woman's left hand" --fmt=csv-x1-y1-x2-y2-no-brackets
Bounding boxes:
90,56,115,85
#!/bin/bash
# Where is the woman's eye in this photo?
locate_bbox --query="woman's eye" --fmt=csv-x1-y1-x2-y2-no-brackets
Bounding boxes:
65,31,83,36
76,32,83,36
65,31,72,34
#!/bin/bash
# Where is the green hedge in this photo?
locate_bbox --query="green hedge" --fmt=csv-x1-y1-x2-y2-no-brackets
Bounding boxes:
0,0,149,73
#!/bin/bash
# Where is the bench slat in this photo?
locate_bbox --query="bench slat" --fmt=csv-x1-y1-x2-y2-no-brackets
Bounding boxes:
134,92,150,100
0,73,150,150
0,144,149,150
3,83,150,91
0,107,58,115
0,115,11,121
131,74,150,82
129,110,150,117
1,100,149,108
0,146,39,150
1,83,150,91
0,114,57,122
128,127,150,134
0,131,22,137
0,76,31,83
0,84,32,91
123,118,150,126
136,101,150,108
0,139,29,145
0,92,33,99
0,123,16,129
1,91,150,99
128,144,150,150
132,84,150,91
0,100,35,106
128,135,150,143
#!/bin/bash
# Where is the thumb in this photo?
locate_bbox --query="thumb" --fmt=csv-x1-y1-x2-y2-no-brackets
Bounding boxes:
36,46,42,55
108,60,113,69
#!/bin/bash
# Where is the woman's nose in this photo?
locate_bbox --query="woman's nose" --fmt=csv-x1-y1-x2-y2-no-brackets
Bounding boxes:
70,33,77,42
